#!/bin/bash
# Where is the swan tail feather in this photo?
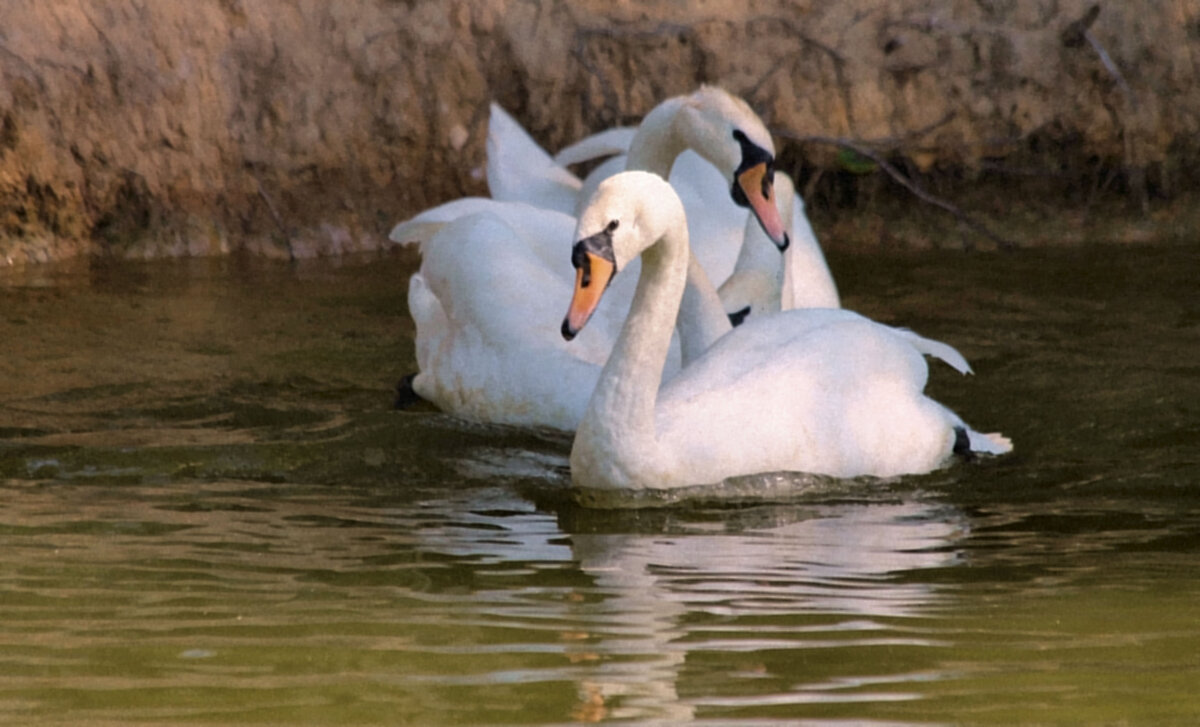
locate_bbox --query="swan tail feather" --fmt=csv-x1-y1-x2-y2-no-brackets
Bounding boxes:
389,220,446,252
487,104,578,186
487,103,582,213
969,429,1013,455
894,329,973,375
389,198,515,254
553,127,638,166
406,271,446,374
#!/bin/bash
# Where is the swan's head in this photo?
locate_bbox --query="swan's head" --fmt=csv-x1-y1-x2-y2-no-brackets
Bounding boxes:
562,171,683,340
675,86,789,251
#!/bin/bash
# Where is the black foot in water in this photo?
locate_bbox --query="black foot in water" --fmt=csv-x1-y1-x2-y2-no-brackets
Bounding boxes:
394,373,425,410
952,426,975,462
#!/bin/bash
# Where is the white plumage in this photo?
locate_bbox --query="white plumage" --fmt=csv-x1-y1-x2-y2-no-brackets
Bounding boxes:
565,171,1011,490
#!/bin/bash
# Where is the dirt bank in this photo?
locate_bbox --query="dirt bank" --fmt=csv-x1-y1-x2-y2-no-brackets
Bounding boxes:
1,0,1198,264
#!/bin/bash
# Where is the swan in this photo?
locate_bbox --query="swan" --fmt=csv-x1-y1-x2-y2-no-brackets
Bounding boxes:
562,171,1012,490
396,86,795,334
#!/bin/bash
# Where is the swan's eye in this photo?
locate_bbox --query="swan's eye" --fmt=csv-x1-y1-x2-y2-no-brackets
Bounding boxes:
606,220,619,234
571,223,619,289
571,242,593,287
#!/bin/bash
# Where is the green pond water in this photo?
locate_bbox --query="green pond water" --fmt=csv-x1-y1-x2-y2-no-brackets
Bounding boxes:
0,242,1198,725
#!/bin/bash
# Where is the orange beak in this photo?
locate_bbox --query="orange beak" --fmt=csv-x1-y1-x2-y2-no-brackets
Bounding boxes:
737,162,790,250
562,252,615,340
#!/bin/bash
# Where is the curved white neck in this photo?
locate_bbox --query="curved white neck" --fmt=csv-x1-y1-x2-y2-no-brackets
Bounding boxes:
625,97,731,362
625,98,689,178
677,255,730,363
572,222,689,488
737,211,787,289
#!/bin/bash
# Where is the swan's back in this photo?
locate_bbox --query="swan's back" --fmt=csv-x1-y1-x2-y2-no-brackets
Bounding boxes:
420,213,580,350
654,309,964,479
412,211,606,429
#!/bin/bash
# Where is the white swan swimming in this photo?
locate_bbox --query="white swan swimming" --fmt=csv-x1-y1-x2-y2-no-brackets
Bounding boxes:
562,171,1012,490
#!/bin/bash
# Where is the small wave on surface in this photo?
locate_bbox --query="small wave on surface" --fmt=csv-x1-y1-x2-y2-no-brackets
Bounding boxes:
570,470,900,510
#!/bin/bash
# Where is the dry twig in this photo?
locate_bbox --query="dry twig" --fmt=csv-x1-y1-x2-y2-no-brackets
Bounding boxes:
776,129,1018,251
252,174,296,261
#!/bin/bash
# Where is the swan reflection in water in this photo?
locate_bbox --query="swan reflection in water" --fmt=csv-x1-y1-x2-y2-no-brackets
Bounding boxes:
414,474,966,723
